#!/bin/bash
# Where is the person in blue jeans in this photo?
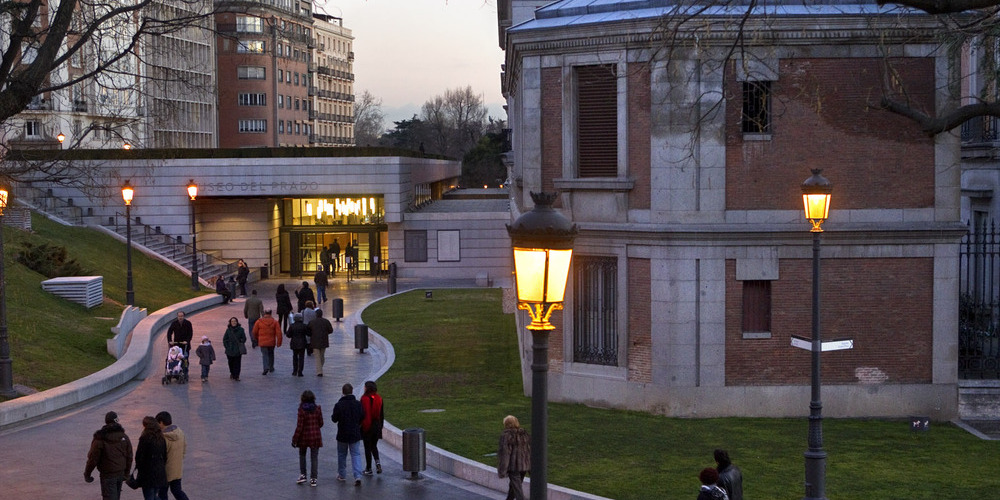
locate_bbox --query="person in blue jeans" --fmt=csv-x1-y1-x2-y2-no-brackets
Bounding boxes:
332,383,365,485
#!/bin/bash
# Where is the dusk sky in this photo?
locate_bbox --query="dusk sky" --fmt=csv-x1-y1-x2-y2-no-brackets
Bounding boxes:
322,1,507,126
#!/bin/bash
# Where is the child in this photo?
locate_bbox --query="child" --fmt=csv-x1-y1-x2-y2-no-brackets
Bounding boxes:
292,390,323,486
166,345,185,376
195,335,216,382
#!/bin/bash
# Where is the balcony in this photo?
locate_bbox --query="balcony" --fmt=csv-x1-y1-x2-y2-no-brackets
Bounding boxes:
73,100,88,112
26,97,52,111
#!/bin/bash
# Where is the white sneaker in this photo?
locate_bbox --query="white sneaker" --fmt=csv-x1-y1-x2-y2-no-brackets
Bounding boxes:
296,474,307,484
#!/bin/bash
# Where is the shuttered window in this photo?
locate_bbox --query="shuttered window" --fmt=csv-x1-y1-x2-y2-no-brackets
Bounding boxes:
742,81,772,134
742,280,772,332
576,65,618,178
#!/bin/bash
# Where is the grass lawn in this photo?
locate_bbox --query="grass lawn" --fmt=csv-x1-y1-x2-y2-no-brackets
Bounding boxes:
1,212,206,395
362,288,999,500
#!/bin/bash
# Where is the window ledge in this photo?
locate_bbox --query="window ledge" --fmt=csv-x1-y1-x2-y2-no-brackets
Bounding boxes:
565,362,627,380
742,133,772,142
553,177,634,191
742,331,772,340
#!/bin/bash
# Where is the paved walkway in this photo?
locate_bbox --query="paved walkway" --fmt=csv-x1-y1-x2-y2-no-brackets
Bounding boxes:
0,277,503,499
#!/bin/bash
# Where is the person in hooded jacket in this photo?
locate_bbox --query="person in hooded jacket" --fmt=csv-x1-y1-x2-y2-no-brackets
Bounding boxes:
135,416,167,500
285,313,310,377
697,468,729,500
84,411,133,500
360,381,384,475
222,317,246,381
714,449,743,500
496,415,531,500
292,390,324,486
332,383,365,485
295,281,315,312
275,284,293,334
155,412,189,500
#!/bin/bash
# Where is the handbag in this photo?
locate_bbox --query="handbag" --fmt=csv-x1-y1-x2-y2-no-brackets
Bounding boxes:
125,470,139,490
238,342,247,355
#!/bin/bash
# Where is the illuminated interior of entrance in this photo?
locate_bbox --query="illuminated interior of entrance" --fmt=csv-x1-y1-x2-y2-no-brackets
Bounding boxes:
279,196,388,277
286,196,385,226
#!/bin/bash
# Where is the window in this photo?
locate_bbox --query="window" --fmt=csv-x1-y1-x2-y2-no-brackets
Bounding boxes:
25,120,41,138
279,120,284,133
576,65,618,178
238,119,267,133
437,230,460,262
237,66,265,79
278,95,284,108
741,280,772,333
237,40,265,54
238,93,267,106
295,98,300,110
286,72,291,83
404,231,428,262
236,16,263,33
278,69,283,81
742,81,771,134
294,72,300,85
573,256,618,366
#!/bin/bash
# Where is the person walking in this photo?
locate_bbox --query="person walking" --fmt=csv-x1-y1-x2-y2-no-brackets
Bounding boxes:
496,415,531,500
697,468,729,500
134,416,167,500
222,317,247,381
286,313,310,377
714,449,743,500
331,240,341,273
332,383,365,485
320,246,332,277
253,309,282,375
308,309,333,376
243,290,263,348
314,266,328,304
295,281,315,312
360,381,384,475
292,390,324,487
166,312,193,356
156,412,189,500
194,336,216,383
84,411,133,500
275,284,293,334
235,259,250,297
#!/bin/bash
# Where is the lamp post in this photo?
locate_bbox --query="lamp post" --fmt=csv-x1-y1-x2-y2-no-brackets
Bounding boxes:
507,191,577,500
122,180,135,306
187,180,199,290
801,169,832,500
0,186,15,398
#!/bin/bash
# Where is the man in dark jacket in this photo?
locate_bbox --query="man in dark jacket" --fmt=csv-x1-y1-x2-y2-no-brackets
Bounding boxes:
85,411,133,500
308,309,334,376
286,313,311,377
715,449,743,500
166,311,194,355
332,383,365,485
295,281,315,312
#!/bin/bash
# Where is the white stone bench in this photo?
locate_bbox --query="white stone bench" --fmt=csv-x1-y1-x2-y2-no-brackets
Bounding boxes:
41,276,103,308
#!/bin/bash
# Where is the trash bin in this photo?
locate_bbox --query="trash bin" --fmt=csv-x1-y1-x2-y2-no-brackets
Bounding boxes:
332,298,344,322
402,428,426,478
354,324,369,353
388,262,397,294
259,265,268,280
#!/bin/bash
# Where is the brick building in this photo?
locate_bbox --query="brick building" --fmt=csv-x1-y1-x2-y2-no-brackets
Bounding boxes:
499,1,964,418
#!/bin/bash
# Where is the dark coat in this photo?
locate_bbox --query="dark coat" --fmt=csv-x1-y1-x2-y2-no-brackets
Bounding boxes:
85,423,133,478
222,325,247,358
717,463,743,500
286,319,311,350
295,286,315,312
275,290,293,315
236,263,249,284
292,403,324,449
166,319,193,346
698,485,728,500
135,432,168,488
332,394,364,443
497,427,531,477
314,270,329,287
307,317,333,349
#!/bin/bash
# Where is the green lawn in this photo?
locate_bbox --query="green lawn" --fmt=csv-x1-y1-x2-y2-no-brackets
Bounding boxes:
362,289,999,500
1,213,205,394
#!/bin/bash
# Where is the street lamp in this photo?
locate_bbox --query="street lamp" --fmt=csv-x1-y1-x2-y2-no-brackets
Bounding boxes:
187,180,199,290
122,180,135,306
0,185,15,398
507,191,576,500
801,169,832,500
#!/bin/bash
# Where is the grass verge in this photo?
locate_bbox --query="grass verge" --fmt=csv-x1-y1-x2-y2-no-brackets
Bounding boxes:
363,288,998,500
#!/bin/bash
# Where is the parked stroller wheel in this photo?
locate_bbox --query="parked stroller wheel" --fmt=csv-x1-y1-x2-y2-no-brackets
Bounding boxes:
161,377,167,385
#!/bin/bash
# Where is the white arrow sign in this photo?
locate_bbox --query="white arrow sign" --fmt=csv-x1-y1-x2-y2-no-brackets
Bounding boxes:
790,335,854,352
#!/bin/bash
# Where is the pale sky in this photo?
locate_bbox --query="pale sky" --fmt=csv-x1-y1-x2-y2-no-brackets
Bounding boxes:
321,0,506,126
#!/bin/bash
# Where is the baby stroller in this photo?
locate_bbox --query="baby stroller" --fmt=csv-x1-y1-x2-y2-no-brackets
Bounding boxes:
161,342,189,384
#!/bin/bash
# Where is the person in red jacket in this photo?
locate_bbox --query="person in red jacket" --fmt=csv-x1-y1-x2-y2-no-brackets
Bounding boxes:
360,380,384,475
292,390,324,487
252,309,282,375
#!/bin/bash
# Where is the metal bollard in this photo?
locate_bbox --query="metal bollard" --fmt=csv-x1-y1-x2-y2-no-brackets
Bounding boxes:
332,298,344,322
401,428,426,479
354,324,369,353
388,262,397,294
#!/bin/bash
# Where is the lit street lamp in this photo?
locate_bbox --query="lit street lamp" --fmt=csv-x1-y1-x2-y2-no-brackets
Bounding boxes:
0,186,15,398
187,180,199,290
507,191,576,500
122,180,135,306
801,169,832,500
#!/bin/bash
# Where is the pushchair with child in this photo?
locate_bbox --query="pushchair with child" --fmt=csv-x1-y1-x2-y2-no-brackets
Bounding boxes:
161,342,189,384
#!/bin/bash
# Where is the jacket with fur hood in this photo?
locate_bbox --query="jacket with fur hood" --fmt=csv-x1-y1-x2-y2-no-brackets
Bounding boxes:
162,424,186,482
85,423,133,478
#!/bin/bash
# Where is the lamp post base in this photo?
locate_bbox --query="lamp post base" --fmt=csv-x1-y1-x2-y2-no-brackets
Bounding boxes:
803,449,827,500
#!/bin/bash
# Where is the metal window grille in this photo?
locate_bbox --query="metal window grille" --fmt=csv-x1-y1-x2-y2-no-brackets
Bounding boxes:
742,81,771,133
741,280,772,332
573,256,618,366
960,219,1000,379
576,65,618,178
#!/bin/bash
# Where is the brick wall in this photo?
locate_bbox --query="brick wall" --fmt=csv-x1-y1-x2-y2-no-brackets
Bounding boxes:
628,64,651,210
725,58,935,210
725,257,934,385
627,257,652,382
540,67,563,195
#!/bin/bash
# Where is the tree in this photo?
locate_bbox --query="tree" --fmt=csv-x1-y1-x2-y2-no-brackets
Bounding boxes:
379,115,430,152
462,126,508,188
353,89,385,147
420,85,489,158
0,0,217,186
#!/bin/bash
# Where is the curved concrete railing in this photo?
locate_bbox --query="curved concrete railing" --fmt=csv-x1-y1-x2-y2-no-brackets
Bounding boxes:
0,294,221,429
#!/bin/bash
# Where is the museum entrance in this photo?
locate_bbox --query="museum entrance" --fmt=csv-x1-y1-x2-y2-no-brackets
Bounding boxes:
281,228,387,277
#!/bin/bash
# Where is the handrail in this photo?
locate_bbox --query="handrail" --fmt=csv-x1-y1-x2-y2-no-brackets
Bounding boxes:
15,185,85,225
111,211,238,277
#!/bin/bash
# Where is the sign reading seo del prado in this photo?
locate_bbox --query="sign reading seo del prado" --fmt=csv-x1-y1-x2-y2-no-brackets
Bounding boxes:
200,180,320,194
